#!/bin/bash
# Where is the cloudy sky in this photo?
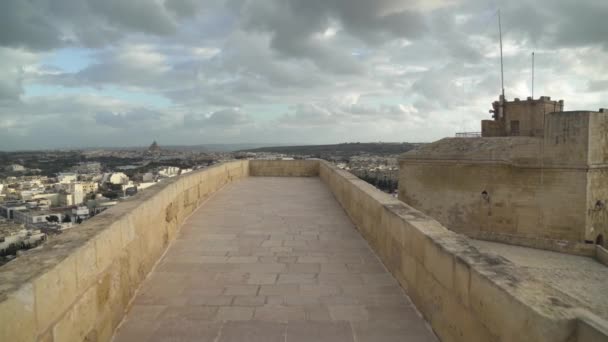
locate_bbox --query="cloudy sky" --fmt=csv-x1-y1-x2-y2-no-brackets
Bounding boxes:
1,0,607,150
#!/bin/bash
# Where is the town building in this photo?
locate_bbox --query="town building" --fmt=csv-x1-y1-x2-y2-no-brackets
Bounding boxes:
0,201,27,220
0,220,45,258
71,206,90,222
148,140,161,154
57,173,78,184
158,166,180,178
5,164,25,172
12,210,63,227
101,172,129,185
142,172,155,182
399,95,608,250
72,162,102,174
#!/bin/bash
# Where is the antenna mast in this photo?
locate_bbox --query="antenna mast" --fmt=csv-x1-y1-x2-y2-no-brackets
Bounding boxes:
498,10,505,98
531,52,535,98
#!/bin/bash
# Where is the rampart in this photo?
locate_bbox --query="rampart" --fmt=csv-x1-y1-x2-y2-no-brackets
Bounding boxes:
0,160,606,341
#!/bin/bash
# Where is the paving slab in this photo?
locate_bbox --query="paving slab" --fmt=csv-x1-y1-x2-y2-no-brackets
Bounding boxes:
113,177,437,341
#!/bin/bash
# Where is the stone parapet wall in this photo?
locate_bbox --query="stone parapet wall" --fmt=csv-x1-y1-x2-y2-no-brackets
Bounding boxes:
319,160,608,342
1,159,606,342
0,161,249,342
249,159,319,177
597,245,608,267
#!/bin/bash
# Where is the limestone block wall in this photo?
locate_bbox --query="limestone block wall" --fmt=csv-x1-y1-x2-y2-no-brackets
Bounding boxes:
588,112,608,165
399,160,588,244
1,159,606,342
543,111,590,167
319,160,608,342
585,169,608,245
249,159,319,177
0,161,249,342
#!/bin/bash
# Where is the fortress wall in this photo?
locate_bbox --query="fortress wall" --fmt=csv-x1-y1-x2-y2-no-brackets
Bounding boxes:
1,159,606,342
543,111,590,167
0,161,249,342
586,169,608,244
588,112,608,165
399,160,588,245
319,160,607,342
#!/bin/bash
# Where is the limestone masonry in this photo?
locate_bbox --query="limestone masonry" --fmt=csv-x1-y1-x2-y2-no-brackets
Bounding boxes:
400,96,608,253
0,160,606,341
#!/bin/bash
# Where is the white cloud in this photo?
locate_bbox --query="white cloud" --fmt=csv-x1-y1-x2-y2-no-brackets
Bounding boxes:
0,0,607,149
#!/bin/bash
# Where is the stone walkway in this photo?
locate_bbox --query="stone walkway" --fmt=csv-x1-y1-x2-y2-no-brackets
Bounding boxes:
113,177,436,342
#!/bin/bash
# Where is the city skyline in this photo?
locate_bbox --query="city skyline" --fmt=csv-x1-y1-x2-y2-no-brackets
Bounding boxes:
1,0,608,150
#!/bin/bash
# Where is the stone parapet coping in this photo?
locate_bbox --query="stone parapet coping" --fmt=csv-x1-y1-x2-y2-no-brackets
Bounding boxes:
0,161,250,342
318,160,608,342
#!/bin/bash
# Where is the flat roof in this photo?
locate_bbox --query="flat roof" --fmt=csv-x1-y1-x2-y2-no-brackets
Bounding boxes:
400,137,542,163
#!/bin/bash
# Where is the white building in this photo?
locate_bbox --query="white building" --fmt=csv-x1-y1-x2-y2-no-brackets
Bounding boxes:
0,228,45,254
142,173,154,182
158,167,180,178
58,173,78,184
137,182,158,191
102,172,129,185
71,206,90,221
32,193,61,207
5,164,25,172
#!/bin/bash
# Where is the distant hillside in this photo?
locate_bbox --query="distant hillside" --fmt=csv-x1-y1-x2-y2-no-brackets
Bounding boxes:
164,143,292,152
240,142,422,158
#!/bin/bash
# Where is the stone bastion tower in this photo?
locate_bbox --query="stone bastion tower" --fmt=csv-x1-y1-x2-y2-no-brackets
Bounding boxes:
399,95,608,252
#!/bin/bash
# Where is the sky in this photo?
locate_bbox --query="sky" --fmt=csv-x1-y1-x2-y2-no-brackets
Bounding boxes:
1,0,607,150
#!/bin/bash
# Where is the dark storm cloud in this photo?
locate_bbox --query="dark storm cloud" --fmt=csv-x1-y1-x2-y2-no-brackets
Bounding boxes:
0,0,63,50
0,0,205,50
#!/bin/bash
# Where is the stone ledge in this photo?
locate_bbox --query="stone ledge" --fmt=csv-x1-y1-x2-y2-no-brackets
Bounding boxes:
0,161,249,342
318,160,608,342
466,230,597,257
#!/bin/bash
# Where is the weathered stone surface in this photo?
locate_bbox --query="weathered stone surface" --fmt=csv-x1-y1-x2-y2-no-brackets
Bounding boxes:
1,160,606,342
0,161,250,342
319,160,608,342
0,284,36,342
114,177,436,341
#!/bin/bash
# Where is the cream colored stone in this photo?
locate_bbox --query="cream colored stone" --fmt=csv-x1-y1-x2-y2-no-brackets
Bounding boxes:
469,267,574,342
2,160,604,342
34,256,78,333
75,241,98,292
452,258,470,308
0,284,36,342
52,285,98,342
423,240,454,290
95,223,123,273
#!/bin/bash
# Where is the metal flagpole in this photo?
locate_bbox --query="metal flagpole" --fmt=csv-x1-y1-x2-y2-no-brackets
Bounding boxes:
498,10,505,98
532,52,535,98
